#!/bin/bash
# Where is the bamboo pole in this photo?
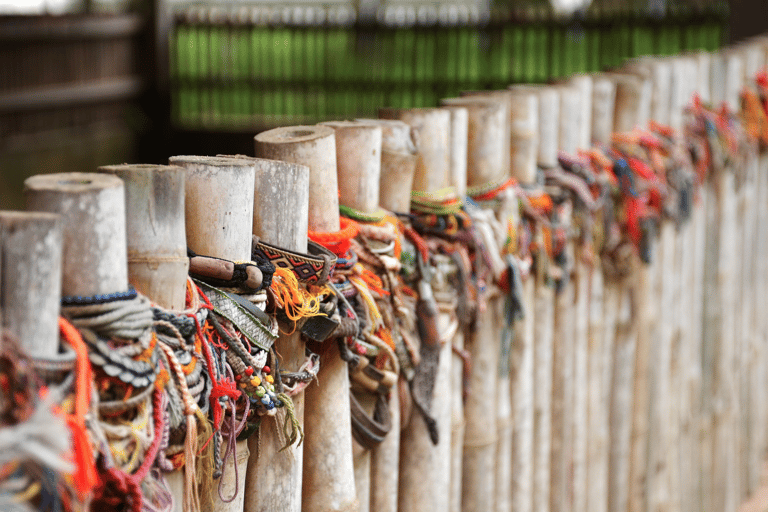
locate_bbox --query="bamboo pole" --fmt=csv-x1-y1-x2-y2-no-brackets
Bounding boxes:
440,94,509,512
506,87,539,184
737,42,763,500
442,106,469,199
378,108,451,193
96,165,188,310
586,80,613,512
377,107,453,512
550,83,579,512
169,155,256,512
441,96,509,187
227,156,309,512
255,126,340,233
702,49,743,512
355,119,418,214
320,121,384,512
509,85,560,169
438,104,468,512
95,164,189,512
25,173,129,297
591,76,617,146
0,211,62,358
254,125,358,512
608,73,652,132
567,72,592,512
365,121,410,512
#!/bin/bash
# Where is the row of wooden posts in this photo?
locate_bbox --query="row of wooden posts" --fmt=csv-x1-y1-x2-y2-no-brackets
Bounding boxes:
2,32,768,512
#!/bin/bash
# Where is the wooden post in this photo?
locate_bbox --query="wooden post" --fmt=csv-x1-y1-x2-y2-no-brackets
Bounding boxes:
437,104,468,512
441,106,469,199
254,125,357,512
566,73,592,512
624,57,672,126
456,90,514,180
230,156,309,512
591,76,617,146
701,48,743,512
378,108,451,193
320,121,384,512
255,126,340,233
96,165,188,310
440,95,508,512
0,211,62,358
441,96,508,187
352,119,415,512
377,107,452,512
25,173,129,297
549,82,583,512
506,87,540,184
608,73,652,132
169,155,256,512
568,75,593,152
586,79,612,512
355,119,418,213
95,164,189,512
320,122,382,215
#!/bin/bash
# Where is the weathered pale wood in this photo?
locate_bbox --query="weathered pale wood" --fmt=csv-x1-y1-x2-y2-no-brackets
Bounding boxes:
97,164,188,310
591,76,617,146
378,108,451,194
551,241,575,512
557,85,581,156
506,87,539,184
568,75,593,151
450,327,466,512
512,277,535,512
457,90,514,181
647,222,679,512
608,73,652,132
319,122,383,215
586,261,608,512
694,52,712,105
702,168,741,512
510,85,560,168
370,388,400,512
571,257,589,512
441,105,469,198
533,276,554,512
625,57,672,126
328,120,383,512
169,156,255,261
606,274,636,512
229,157,309,512
256,127,357,512
723,50,745,113
0,211,61,358
356,119,418,213
396,109,453,512
25,172,129,297
441,96,509,187
461,295,502,512
748,150,768,500
669,56,691,132
171,155,255,512
254,126,339,232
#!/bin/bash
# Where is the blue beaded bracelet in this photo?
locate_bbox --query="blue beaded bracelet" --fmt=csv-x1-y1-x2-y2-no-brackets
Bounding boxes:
61,286,137,306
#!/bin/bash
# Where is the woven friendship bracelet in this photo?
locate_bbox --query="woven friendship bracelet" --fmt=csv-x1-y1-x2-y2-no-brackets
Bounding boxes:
61,286,138,306
193,278,278,352
252,236,337,286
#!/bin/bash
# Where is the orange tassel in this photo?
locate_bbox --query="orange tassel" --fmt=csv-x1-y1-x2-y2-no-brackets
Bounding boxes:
59,317,98,501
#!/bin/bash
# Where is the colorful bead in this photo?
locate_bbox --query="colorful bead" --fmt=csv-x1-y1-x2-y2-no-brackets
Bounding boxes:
265,375,274,384
255,386,265,397
251,375,261,386
262,365,270,374
245,367,254,376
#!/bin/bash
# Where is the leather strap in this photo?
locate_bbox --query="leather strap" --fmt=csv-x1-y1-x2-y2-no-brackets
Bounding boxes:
350,390,392,450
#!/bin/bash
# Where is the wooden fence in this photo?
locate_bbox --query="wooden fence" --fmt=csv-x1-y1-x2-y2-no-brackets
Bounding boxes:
1,24,768,512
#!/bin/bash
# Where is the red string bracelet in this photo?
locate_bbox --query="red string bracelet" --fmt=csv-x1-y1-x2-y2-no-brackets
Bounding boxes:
308,217,360,257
